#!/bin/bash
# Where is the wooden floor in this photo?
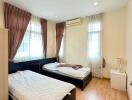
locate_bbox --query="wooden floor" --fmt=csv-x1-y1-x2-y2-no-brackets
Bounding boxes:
76,78,128,100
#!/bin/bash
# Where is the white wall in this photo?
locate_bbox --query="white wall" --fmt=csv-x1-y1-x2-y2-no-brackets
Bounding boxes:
47,21,56,58
64,7,126,78
64,18,88,66
126,0,132,99
102,7,126,78
0,0,4,28
0,29,8,100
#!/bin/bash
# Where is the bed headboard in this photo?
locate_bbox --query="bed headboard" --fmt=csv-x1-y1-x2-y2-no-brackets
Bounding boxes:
9,57,57,74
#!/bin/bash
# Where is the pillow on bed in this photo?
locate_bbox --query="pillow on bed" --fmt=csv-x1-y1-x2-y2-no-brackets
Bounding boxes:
57,64,74,67
9,71,22,76
57,63,83,70
43,63,60,70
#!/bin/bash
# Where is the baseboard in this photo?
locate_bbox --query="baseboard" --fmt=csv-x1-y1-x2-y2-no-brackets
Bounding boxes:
103,77,110,80
92,76,110,80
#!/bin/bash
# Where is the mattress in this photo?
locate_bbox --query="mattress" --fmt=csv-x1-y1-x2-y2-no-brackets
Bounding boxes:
8,70,75,100
43,63,91,79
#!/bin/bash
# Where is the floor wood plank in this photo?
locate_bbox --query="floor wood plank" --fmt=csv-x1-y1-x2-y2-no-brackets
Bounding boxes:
76,78,128,100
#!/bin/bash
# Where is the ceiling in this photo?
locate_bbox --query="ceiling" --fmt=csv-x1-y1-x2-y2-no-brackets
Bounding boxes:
4,0,128,22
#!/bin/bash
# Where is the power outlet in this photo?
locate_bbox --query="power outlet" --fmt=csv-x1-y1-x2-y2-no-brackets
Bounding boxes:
130,81,132,86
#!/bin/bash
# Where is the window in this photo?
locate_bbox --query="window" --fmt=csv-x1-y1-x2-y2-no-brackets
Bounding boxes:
58,29,65,62
87,14,103,78
59,37,64,58
87,16,102,60
14,16,43,62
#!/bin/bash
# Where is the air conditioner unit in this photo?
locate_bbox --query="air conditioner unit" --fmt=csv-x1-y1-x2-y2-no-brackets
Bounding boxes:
66,18,82,27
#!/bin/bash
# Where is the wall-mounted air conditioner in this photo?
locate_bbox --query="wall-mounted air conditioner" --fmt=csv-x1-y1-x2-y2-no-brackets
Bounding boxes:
66,18,82,27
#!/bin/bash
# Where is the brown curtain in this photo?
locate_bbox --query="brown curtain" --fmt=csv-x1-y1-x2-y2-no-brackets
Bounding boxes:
56,22,65,57
40,19,47,58
4,3,31,61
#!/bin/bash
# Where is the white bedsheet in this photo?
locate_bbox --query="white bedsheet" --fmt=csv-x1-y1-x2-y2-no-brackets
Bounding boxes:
43,63,91,79
8,70,75,100
57,67,90,79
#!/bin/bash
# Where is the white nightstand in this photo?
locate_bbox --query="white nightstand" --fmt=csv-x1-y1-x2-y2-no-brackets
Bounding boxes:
110,69,126,91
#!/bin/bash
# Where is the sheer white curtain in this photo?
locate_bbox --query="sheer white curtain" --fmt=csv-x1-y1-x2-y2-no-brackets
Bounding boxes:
59,29,65,62
87,14,103,77
14,16,43,62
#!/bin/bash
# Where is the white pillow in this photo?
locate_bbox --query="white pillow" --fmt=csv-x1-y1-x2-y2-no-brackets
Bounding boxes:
43,63,59,70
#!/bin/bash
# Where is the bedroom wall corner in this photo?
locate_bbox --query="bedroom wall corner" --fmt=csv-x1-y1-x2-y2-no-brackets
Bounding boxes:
102,7,127,78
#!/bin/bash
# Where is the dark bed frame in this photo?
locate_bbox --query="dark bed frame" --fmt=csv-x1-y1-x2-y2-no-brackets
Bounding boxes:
8,57,57,74
9,89,76,100
41,68,92,90
9,57,92,90
8,57,76,100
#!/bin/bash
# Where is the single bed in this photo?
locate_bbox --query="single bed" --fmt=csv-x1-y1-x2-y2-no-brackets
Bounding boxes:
9,70,76,100
41,63,92,90
8,58,76,100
